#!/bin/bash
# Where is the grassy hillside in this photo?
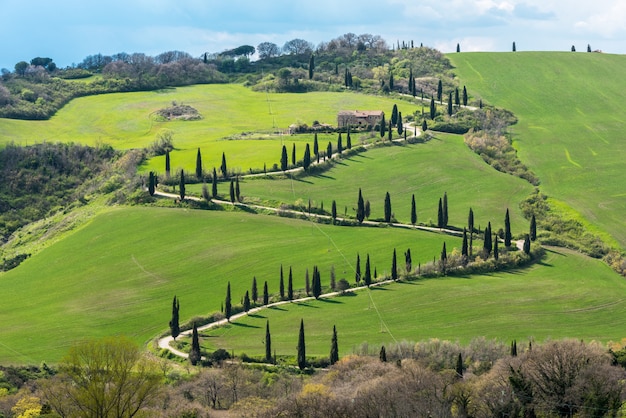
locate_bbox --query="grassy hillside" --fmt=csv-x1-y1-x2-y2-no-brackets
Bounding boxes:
202,247,626,358
0,206,456,363
449,52,626,249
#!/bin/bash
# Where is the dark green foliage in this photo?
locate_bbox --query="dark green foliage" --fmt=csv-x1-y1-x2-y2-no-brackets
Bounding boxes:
251,277,258,304
189,323,201,366
421,119,428,132
220,152,228,179
280,145,288,171
456,43,461,53
337,133,343,155
513,41,516,52
523,234,531,255
355,253,361,284
148,171,155,196
391,104,398,125
587,44,592,52
331,200,337,221
364,254,372,286
225,282,232,321
384,192,392,223
388,120,393,141
312,266,322,299
306,269,311,295
389,72,394,90
455,87,460,106
437,79,443,102
265,321,272,363
391,248,398,281
288,267,294,301
263,281,269,305
243,290,250,312
511,339,517,357
411,194,417,225
297,319,306,370
397,112,403,135
462,228,469,260
303,143,311,170
468,208,475,256
364,200,371,220
571,45,576,52
404,248,412,273
179,170,186,200
308,54,314,79
169,296,180,340
229,179,235,203
346,129,352,149
195,148,203,180
279,265,285,300
462,86,468,106
330,325,339,365
437,197,444,228
211,167,218,198
456,353,464,377
356,188,365,223
313,133,319,161
530,214,537,241
493,235,499,260
165,150,171,177
235,177,240,202
326,141,332,159
504,208,512,247
380,345,387,362
447,92,453,116
484,222,493,255
441,242,447,264
380,113,386,137
443,192,448,227
291,143,296,166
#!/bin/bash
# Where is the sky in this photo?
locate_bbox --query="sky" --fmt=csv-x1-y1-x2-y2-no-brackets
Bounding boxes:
1,0,625,70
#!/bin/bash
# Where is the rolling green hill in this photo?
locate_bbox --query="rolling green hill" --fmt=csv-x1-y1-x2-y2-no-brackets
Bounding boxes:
449,52,626,249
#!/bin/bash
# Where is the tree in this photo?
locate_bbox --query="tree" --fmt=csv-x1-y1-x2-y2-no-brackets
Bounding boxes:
512,41,516,52
355,253,361,284
308,54,315,79
440,242,447,273
331,200,337,222
212,167,218,198
312,266,322,299
229,179,235,203
251,277,258,304
169,295,180,340
437,79,443,103
364,254,372,286
384,192,392,222
571,45,576,52
511,339,517,356
44,337,162,418
530,214,537,241
235,176,240,202
220,152,228,179
291,143,296,166
456,43,461,53
523,234,531,255
303,143,311,170
305,268,311,295
148,171,156,196
14,61,29,76
189,323,201,366
411,194,417,225
443,192,448,227
179,170,186,200
225,282,232,321
356,188,365,223
587,44,592,52
391,248,398,281
380,113,386,137
484,222,493,255
257,42,279,59
279,265,285,300
165,150,171,177
388,120,393,142
462,86,468,106
389,72,394,90
504,208,512,247
327,141,332,159
456,353,464,377
330,325,339,365
283,38,313,56
313,133,319,162
288,267,294,301
337,133,343,155
391,104,398,125
397,112,403,135
461,228,468,262
493,235,499,260
280,145,288,171
346,128,352,149
242,290,251,312
422,118,428,132
265,320,272,363
195,148,203,180
455,88,460,107
447,92,453,116
437,197,444,228
330,265,336,290
430,97,436,120
263,281,269,305
380,345,387,362
365,200,371,219
297,319,306,370
405,248,412,273
468,207,474,256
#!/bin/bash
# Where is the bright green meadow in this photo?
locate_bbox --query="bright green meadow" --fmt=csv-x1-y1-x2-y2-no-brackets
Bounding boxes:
450,52,626,249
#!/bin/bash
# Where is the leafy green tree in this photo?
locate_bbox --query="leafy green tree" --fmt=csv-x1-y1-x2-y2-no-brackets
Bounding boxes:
211,167,218,198
148,171,156,196
411,194,417,225
504,208,512,247
447,92,453,116
391,248,398,281
243,290,251,312
571,45,576,52
530,214,537,241
355,253,361,284
189,323,201,366
179,170,186,200
313,133,319,162
279,265,285,300
297,319,306,370
430,97,436,120
280,145,288,171
383,192,393,222
523,234,531,255
380,113,386,137
443,192,448,227
265,321,272,363
438,197,444,228
169,296,180,340
225,282,232,321
195,148,203,180
229,179,235,203
263,281,269,305
437,79,443,103
337,133,343,155
308,54,314,79
391,104,398,125
330,325,339,365
288,267,294,301
165,150,171,177
356,188,365,223
220,152,228,179
251,277,258,304
397,112,403,135
422,119,428,132
303,143,311,170
331,200,337,222
380,345,387,362
326,141,332,159
364,254,372,286
462,86,468,106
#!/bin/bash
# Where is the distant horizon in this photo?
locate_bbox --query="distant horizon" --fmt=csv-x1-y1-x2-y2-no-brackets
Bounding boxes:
2,0,625,70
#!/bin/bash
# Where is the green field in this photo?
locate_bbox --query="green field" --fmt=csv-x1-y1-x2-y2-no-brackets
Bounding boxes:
450,52,626,249
202,247,626,357
0,206,456,363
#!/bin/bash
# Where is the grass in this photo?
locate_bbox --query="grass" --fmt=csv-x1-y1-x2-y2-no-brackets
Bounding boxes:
0,206,458,363
449,52,626,249
200,247,626,358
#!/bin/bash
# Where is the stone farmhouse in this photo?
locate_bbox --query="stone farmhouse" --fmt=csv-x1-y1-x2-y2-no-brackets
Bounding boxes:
337,110,384,128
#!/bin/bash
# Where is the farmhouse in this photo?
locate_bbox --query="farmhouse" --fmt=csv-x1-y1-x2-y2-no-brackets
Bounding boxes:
337,110,384,128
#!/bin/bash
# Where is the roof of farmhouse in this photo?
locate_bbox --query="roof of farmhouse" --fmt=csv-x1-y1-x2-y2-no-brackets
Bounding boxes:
338,110,384,116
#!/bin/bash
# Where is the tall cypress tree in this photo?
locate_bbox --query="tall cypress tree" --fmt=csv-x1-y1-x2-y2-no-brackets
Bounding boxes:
251,277,258,304
468,208,475,256
179,170,186,200
523,234,531,255
280,145,288,171
504,208,512,247
484,222,492,255
211,167,218,198
391,248,398,281
243,290,250,312
405,248,412,273
356,188,365,223
291,143,296,166
380,113,386,138
388,120,393,142
355,253,361,284
265,321,272,363
263,281,269,305
411,194,417,225
308,54,314,79
430,97,436,120
511,339,517,357
455,87,460,107
279,265,285,300
389,72,394,90
313,133,319,162
303,143,311,171
384,192,392,223
422,119,428,132
305,268,311,295
195,147,203,180
462,86,468,106
380,345,387,362
530,214,537,241
165,150,171,177
189,323,201,366
148,171,155,196
330,325,339,365
456,43,461,53
235,176,240,202
229,179,235,203
512,41,517,52
364,200,371,220
169,295,180,340
437,197,444,228
461,228,468,263
337,133,343,155
456,353,464,377
397,112,403,135
331,200,337,222
225,282,232,321
493,235,499,261
443,192,448,227
346,128,352,149
220,152,228,179
447,92,453,116
312,266,322,299
391,104,398,125
437,79,443,103
364,254,372,286
288,267,294,301
326,141,332,159
297,319,306,370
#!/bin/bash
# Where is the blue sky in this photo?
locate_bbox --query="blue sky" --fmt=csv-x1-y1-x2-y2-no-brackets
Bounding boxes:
1,0,625,70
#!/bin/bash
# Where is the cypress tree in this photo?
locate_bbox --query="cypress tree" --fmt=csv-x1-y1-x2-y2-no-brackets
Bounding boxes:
447,92,453,116
235,177,240,202
511,339,517,357
430,97,436,120
493,235,499,260
587,44,592,52
441,242,447,274
461,228,468,263
305,268,310,295
211,167,218,198
389,72,394,90
243,290,250,312
512,41,516,52
455,87,460,107
330,265,336,290
356,188,365,223
303,143,311,170
456,43,460,53
384,192,392,223
179,170,186,200
391,248,398,281
337,133,343,155
412,76,417,97
288,267,293,301
443,192,448,227
380,345,387,362
504,208,512,247
364,200,371,220
312,266,322,299
308,54,314,79
169,295,180,340
571,45,576,52
530,214,537,241
422,119,428,132
297,319,306,370
456,353,464,377
411,194,417,225
437,79,443,103
148,171,155,196
313,133,319,162
405,248,412,273
484,222,492,255
462,86,468,106
165,150,171,177
229,179,235,203
355,253,361,284
291,143,296,166
388,120,393,142
380,113,386,137
280,145,288,171
225,282,232,321
331,200,337,222
397,112,403,135
265,321,272,363
263,281,269,305
330,325,339,365
346,128,352,149
195,148,203,180
251,277,258,304
437,197,444,228
364,254,372,286
327,141,332,159
391,104,398,125
468,208,475,256
523,234,531,255
221,152,228,179
279,265,285,300
189,323,201,366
